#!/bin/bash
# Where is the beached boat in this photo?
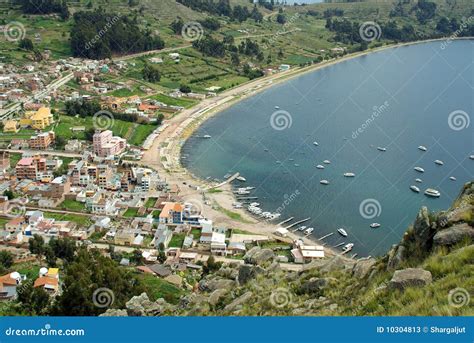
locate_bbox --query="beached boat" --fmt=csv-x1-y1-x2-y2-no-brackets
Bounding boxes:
418,145,427,151
337,228,348,237
316,165,325,169
410,185,420,193
320,180,330,185
377,147,387,152
370,223,381,229
343,172,355,177
434,160,444,166
424,188,441,198
414,167,425,173
342,243,354,252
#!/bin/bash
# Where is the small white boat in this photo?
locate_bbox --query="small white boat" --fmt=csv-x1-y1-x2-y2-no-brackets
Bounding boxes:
342,243,354,252
294,164,300,167
203,135,212,139
470,155,474,160
320,180,329,185
298,226,307,231
415,178,423,183
343,172,355,177
276,161,281,164
418,145,427,151
377,147,387,152
323,160,331,164
313,141,319,146
337,228,348,237
424,188,441,198
410,185,420,193
449,176,457,181
304,227,314,235
370,223,381,229
250,202,260,207
434,160,444,166
316,165,325,169
236,176,246,182
414,167,425,173
275,106,280,109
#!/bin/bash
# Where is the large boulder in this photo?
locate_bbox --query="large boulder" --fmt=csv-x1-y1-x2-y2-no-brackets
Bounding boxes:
238,264,264,284
413,207,433,249
125,293,166,316
320,255,354,273
244,247,275,266
352,257,376,279
387,245,405,270
299,277,334,295
223,291,253,312
389,268,432,291
199,278,235,292
209,289,228,306
99,309,128,317
433,223,474,246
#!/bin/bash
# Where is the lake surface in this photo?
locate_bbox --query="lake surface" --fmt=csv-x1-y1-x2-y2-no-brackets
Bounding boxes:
182,40,474,256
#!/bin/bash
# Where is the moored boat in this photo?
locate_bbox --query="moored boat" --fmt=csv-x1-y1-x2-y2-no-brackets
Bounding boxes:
414,167,425,173
377,147,387,152
316,165,325,169
424,188,441,198
236,176,246,182
434,160,444,166
304,227,314,235
449,176,457,181
320,180,329,185
337,228,348,237
415,178,423,183
342,243,354,252
410,185,420,193
370,223,381,229
418,145,427,151
343,172,355,177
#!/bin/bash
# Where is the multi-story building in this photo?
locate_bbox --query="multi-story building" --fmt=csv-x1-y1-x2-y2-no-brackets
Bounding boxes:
29,131,55,150
92,130,126,158
20,107,53,130
15,156,47,180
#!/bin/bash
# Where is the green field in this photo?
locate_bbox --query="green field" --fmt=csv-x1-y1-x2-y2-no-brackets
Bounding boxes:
169,233,185,248
59,199,86,212
44,211,92,227
138,273,185,304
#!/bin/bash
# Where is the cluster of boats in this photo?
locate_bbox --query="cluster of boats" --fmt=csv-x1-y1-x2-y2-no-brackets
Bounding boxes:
247,202,281,220
295,225,314,235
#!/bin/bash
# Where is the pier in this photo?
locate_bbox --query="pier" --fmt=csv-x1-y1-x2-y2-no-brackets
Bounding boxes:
318,232,334,241
207,172,240,190
278,217,294,226
333,242,345,248
283,217,311,230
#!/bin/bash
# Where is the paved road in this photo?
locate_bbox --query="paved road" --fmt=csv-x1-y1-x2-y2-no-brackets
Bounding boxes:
0,149,82,158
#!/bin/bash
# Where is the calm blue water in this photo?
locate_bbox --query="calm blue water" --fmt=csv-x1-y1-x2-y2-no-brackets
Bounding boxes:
182,40,474,256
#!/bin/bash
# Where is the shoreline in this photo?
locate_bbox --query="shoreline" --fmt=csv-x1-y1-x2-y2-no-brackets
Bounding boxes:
140,37,472,259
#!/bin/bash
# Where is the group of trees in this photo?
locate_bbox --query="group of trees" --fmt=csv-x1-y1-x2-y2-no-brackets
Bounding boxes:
18,0,69,20
70,10,164,59
142,62,161,83
29,235,77,267
177,0,262,23
65,99,142,124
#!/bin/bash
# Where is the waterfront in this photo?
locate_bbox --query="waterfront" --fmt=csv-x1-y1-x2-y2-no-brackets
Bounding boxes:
182,40,474,256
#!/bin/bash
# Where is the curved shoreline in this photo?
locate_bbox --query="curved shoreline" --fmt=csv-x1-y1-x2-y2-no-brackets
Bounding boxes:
140,37,472,259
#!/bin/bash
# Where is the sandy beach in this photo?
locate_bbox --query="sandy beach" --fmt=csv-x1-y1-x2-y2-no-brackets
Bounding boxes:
138,37,472,259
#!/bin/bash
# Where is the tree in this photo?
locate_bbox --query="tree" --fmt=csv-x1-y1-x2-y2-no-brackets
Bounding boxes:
19,38,34,51
276,13,286,24
179,84,192,93
3,190,14,200
231,52,240,66
44,246,57,267
131,249,144,265
49,237,77,262
170,17,184,35
29,234,45,258
142,63,161,83
0,251,14,269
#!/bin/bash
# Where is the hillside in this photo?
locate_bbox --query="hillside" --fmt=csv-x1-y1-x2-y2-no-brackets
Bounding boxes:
102,182,474,317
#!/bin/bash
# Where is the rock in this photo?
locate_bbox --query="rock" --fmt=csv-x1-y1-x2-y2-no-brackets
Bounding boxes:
321,255,353,273
238,264,264,284
352,257,376,279
209,288,228,306
328,303,338,311
389,268,432,291
199,278,235,292
224,291,253,312
413,207,432,248
244,247,275,265
433,223,474,246
299,277,330,294
387,245,405,270
99,309,128,317
125,293,166,316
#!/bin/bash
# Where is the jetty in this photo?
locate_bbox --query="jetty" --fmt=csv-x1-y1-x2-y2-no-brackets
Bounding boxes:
333,242,345,248
207,172,240,190
283,217,311,230
318,232,334,241
278,217,294,226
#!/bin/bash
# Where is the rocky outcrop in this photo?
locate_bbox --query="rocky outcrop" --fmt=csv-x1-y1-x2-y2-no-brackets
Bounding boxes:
244,247,275,266
387,245,406,270
352,257,377,279
413,207,434,249
320,255,354,274
433,223,474,246
199,278,235,292
238,264,264,284
388,268,432,291
299,277,335,295
99,309,128,317
125,293,169,316
224,291,253,312
209,289,229,306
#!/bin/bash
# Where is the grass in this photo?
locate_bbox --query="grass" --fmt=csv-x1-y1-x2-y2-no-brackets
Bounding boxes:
145,198,157,208
207,188,223,194
9,153,22,167
89,230,107,242
59,199,86,212
169,233,185,248
152,210,161,219
139,273,184,305
43,212,92,227
191,228,201,239
123,208,139,218
147,93,197,108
